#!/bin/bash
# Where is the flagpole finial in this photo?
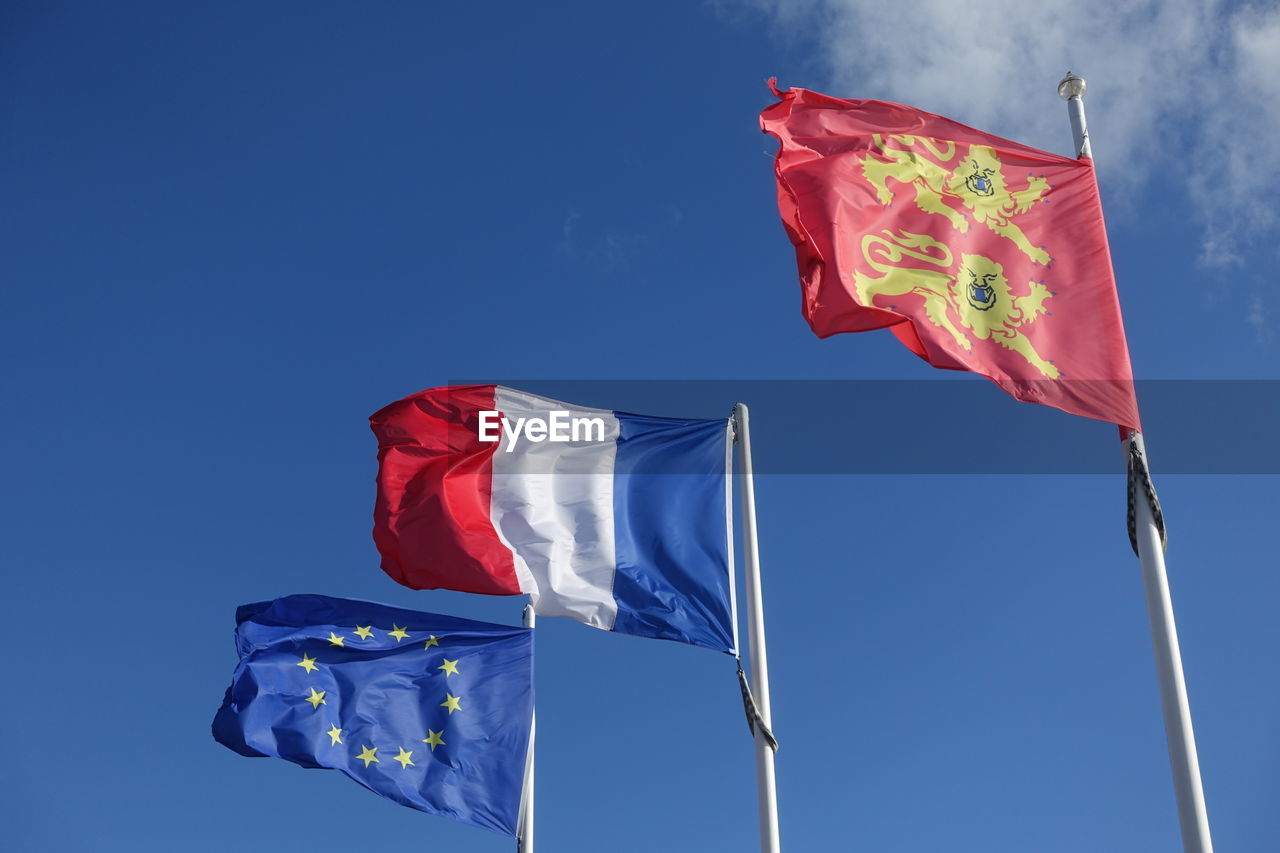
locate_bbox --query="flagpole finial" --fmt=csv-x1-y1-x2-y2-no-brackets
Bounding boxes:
1058,71,1087,100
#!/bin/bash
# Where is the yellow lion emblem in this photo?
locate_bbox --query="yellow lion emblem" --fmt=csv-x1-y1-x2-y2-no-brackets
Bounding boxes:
853,230,1059,378
859,134,1051,265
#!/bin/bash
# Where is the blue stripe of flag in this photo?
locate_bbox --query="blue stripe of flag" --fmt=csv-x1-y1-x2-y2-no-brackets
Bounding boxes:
610,413,733,653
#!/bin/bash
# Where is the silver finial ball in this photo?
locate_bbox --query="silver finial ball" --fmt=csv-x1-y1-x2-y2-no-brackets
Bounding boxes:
1058,72,1086,100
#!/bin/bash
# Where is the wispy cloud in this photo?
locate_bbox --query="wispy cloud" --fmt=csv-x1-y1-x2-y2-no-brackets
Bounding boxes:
1193,4,1280,267
557,209,649,268
1248,294,1273,345
728,0,1280,331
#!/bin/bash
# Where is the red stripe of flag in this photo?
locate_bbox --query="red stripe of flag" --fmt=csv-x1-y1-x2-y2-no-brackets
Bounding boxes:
370,385,522,595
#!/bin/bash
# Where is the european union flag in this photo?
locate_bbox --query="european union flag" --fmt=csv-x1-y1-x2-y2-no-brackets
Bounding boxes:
212,595,532,837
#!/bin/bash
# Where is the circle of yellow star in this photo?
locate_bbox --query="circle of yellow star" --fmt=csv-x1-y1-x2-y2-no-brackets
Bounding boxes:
440,693,462,715
356,745,378,767
353,625,374,640
326,723,343,745
296,654,318,673
422,730,445,751
305,687,326,709
423,635,440,649
327,632,345,647
393,747,415,769
388,624,410,642
437,658,459,676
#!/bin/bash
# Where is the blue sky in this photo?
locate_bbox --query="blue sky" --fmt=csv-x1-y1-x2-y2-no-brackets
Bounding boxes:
3,2,1277,851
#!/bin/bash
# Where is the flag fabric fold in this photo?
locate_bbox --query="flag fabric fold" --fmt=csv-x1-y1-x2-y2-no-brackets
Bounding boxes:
212,595,532,837
760,80,1140,431
371,385,735,653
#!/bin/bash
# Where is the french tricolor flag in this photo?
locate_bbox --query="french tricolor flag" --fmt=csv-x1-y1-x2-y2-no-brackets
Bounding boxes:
370,386,735,653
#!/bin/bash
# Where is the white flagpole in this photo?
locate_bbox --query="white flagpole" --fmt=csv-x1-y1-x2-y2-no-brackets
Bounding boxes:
725,417,742,658
517,602,536,853
1057,72,1213,853
733,403,781,853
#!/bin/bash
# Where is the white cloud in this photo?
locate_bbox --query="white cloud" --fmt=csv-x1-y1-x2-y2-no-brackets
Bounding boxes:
1193,4,1280,266
1248,294,1273,344
733,0,1280,282
557,209,649,267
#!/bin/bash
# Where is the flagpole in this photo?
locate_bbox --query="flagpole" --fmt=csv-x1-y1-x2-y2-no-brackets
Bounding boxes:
1057,72,1213,853
733,403,781,853
517,602,536,853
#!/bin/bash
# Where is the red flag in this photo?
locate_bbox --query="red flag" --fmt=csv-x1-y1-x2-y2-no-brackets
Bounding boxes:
760,80,1140,431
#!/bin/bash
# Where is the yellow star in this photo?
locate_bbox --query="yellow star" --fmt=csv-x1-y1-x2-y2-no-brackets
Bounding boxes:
422,730,445,751
356,745,378,767
393,747,414,769
440,693,462,715
437,658,459,676
296,654,318,674
305,687,326,709
326,724,343,745
423,635,440,649
327,632,345,647
353,625,374,640
388,624,410,642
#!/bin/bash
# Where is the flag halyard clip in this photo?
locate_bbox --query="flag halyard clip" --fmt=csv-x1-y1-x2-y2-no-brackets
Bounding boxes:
736,662,779,753
1126,433,1167,555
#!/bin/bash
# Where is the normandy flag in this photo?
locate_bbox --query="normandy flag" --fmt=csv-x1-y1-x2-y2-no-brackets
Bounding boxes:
760,80,1141,431
213,595,532,837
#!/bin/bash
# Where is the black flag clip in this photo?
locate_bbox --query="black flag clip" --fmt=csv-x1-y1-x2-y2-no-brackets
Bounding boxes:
736,663,779,753
1126,433,1168,556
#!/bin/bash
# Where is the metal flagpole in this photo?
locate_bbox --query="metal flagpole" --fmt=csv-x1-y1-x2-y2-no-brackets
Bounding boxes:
517,602,536,853
1057,72,1213,853
725,417,742,658
732,403,781,853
